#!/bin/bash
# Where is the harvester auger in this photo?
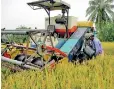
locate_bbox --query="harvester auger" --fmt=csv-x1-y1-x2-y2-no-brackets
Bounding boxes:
1,0,95,70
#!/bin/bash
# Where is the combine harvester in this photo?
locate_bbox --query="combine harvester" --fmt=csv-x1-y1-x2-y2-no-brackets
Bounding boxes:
1,0,95,70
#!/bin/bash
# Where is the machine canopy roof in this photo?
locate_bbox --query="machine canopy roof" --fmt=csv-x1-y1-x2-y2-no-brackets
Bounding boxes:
27,0,70,10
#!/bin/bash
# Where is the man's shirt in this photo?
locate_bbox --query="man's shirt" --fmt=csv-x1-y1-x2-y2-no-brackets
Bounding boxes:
92,37,103,55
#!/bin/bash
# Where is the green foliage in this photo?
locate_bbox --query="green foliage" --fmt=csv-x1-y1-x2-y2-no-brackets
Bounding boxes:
86,0,114,24
6,25,30,43
15,25,31,43
16,25,31,29
86,0,114,41
7,34,28,43
96,22,114,42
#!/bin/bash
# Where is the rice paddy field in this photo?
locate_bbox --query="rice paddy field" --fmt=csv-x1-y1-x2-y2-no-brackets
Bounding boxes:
1,42,114,89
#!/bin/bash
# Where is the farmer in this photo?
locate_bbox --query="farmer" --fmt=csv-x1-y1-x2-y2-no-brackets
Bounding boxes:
85,33,103,56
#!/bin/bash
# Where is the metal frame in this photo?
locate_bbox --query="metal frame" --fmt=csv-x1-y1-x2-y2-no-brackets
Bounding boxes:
1,0,71,69
1,29,46,35
1,56,40,70
1,31,45,68
1,29,46,57
27,0,70,38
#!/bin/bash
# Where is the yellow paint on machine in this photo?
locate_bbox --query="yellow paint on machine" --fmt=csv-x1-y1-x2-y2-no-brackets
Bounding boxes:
77,21,93,27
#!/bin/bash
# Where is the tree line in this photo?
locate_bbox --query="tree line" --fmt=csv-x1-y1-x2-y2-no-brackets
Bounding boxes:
86,0,114,41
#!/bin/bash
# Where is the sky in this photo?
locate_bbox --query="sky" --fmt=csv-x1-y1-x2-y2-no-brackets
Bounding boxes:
1,0,89,29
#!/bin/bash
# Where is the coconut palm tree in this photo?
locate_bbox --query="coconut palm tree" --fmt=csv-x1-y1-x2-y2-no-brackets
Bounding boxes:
86,0,114,23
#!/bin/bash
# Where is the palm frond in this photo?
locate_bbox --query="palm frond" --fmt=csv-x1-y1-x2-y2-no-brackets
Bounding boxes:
102,11,112,21
105,4,114,9
86,6,96,16
105,0,114,4
106,8,114,16
89,0,97,6
88,10,98,22
110,5,114,9
86,0,114,22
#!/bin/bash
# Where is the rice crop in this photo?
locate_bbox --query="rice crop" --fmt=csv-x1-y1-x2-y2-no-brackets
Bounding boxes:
1,42,114,89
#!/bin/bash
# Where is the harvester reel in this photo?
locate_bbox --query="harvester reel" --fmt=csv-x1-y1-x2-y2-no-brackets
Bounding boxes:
14,54,45,68
31,57,45,67
14,54,30,62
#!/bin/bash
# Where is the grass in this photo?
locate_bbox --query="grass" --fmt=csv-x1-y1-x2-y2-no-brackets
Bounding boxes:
1,42,114,89
102,42,114,55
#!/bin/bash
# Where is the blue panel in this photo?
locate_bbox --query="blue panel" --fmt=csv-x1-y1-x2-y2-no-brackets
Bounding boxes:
55,38,66,49
30,44,36,48
70,27,88,39
60,39,78,54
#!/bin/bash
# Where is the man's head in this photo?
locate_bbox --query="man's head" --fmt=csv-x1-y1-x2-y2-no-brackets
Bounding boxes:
90,34,94,40
85,33,94,40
